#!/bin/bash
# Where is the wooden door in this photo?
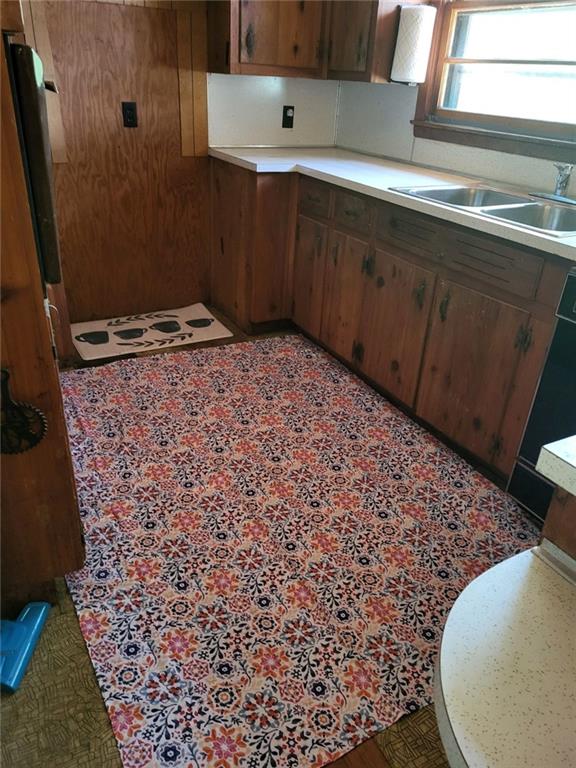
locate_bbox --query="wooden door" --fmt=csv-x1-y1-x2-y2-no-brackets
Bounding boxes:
293,215,328,338
239,1,324,74
320,231,367,362
416,280,530,466
328,1,374,77
359,248,435,407
1,36,83,608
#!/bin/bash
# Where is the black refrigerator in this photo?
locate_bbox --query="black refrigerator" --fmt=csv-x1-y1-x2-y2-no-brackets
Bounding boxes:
6,39,61,286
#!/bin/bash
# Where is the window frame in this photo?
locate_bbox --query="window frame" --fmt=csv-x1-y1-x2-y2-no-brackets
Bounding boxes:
413,0,576,162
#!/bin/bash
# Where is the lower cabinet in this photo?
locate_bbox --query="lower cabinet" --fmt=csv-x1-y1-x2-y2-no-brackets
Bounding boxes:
416,280,533,467
319,231,367,360
292,215,328,338
289,176,569,479
211,158,295,331
358,247,435,407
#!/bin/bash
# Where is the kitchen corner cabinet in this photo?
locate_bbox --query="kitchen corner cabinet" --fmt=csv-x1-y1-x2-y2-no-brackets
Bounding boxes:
210,159,296,331
207,0,327,78
292,175,571,479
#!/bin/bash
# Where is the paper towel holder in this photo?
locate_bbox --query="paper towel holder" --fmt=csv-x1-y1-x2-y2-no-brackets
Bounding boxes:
391,5,438,87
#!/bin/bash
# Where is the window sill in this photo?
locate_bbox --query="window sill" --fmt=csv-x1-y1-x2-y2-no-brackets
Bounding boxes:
412,120,576,163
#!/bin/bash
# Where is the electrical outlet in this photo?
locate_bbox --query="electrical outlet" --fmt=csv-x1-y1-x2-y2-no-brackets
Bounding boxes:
122,101,138,128
282,105,295,129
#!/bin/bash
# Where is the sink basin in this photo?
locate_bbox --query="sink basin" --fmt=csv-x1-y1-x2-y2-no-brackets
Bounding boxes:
483,203,576,237
393,186,530,208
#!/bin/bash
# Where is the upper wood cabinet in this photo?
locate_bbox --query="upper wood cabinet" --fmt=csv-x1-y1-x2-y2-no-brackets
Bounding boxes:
208,0,327,78
207,0,425,82
327,1,374,77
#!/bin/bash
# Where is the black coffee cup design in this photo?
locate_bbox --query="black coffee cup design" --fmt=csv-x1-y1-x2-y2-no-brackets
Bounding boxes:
114,328,147,340
186,318,214,329
150,321,181,334
75,331,109,345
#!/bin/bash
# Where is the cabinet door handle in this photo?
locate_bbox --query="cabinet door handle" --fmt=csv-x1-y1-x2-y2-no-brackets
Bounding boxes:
307,193,321,204
331,242,339,265
362,250,375,277
315,234,323,259
245,24,255,59
344,208,359,219
514,323,533,354
439,291,451,322
491,433,503,457
414,280,426,310
351,340,365,364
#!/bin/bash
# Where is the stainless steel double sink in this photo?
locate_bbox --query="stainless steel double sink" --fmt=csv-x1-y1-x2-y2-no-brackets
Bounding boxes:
391,185,576,238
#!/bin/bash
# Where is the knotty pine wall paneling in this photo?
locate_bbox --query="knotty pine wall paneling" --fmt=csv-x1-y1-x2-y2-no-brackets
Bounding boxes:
44,0,209,322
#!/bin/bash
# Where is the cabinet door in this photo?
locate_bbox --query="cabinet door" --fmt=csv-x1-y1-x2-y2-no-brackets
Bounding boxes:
211,159,251,328
416,280,530,466
320,231,368,362
293,215,328,338
328,1,374,76
240,1,324,74
360,248,435,407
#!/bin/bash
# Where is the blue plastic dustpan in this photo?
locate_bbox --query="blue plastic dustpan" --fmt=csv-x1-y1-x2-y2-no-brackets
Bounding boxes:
0,602,50,692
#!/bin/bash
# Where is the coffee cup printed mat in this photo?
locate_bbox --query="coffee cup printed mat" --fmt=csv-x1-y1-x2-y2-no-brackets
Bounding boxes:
71,303,233,361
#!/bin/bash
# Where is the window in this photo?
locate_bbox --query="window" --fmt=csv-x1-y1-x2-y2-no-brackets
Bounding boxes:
414,0,576,161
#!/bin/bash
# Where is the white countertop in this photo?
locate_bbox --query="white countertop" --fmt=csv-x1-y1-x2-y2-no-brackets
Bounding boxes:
536,435,576,496
209,147,576,262
435,548,576,768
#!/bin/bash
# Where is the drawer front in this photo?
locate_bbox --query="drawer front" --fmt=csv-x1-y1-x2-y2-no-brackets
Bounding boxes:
443,229,544,299
334,190,374,235
299,177,332,219
376,204,444,262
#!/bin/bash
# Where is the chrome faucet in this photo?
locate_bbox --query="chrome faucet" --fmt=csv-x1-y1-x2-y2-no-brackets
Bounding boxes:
554,163,573,196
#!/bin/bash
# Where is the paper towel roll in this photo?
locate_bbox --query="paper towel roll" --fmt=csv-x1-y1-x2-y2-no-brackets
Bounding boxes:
391,5,437,85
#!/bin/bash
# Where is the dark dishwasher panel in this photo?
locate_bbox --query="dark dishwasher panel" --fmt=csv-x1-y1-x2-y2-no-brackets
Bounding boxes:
508,271,576,523
519,320,576,466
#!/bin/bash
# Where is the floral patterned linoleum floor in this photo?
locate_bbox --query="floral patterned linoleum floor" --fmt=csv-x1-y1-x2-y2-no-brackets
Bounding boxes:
59,335,537,768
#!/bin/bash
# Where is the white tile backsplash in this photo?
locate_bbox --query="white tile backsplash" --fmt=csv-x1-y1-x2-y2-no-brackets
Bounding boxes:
336,82,576,195
411,138,576,195
207,74,339,147
207,73,576,196
336,81,417,162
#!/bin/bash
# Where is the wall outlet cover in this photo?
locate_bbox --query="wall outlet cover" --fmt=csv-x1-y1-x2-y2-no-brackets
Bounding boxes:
282,105,294,129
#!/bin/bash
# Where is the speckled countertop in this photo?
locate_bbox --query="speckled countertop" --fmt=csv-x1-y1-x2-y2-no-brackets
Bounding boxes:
209,147,576,263
435,548,576,768
536,436,576,496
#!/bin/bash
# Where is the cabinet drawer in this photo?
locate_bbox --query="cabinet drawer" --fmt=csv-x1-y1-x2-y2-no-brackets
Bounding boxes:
443,229,544,299
376,204,444,262
334,189,374,235
299,178,332,219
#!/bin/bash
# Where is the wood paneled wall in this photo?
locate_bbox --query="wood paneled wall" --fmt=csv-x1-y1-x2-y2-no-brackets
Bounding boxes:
42,0,210,322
